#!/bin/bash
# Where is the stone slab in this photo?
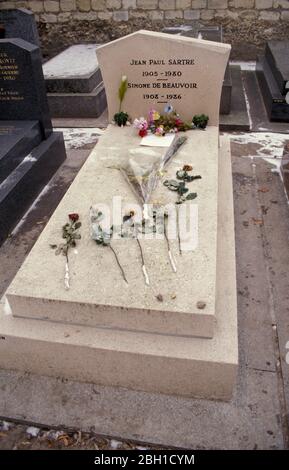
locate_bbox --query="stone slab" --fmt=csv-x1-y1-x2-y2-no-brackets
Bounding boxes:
219,66,250,131
220,64,232,115
43,45,103,94
0,136,238,401
0,132,66,246
0,39,52,139
265,40,289,96
6,125,219,339
97,30,231,126
0,120,42,184
0,8,40,48
47,83,107,118
256,55,289,123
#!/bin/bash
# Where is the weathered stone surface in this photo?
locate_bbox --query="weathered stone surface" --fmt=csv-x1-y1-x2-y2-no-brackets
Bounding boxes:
164,9,183,19
43,44,102,93
7,124,219,339
76,0,91,11
208,0,228,8
176,0,191,8
159,0,176,10
44,1,60,13
255,0,273,8
259,10,280,21
60,0,77,11
28,1,44,13
184,9,201,19
113,10,129,20
91,0,106,10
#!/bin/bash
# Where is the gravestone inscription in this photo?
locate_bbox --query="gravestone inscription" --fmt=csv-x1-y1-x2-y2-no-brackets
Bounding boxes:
0,8,40,47
97,30,230,126
0,38,52,138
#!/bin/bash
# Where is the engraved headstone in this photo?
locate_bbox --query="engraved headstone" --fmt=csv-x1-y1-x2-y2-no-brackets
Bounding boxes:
97,30,231,126
0,8,40,47
0,38,52,138
0,39,65,245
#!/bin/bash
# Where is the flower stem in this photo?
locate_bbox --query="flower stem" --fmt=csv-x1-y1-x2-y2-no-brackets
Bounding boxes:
176,204,182,255
64,252,70,290
136,238,150,286
109,244,128,284
164,222,177,273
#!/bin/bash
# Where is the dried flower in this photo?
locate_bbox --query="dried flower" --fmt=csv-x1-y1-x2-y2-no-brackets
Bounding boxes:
50,214,81,289
183,165,193,172
68,213,79,222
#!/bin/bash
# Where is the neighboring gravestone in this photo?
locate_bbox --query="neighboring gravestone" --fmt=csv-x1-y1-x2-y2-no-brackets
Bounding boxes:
256,40,289,122
0,39,66,245
0,38,52,138
97,30,230,126
0,8,40,47
43,44,107,118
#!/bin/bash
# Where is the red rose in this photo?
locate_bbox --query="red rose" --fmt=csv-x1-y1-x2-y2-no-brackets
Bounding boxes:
175,118,183,127
68,213,79,222
139,129,148,138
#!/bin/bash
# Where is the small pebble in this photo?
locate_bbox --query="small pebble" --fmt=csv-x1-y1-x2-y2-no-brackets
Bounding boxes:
156,294,163,302
197,301,206,310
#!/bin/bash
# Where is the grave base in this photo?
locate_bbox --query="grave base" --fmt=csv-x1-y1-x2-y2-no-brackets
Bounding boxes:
219,65,250,131
0,131,66,246
0,137,238,401
256,56,289,123
47,83,107,119
0,120,42,183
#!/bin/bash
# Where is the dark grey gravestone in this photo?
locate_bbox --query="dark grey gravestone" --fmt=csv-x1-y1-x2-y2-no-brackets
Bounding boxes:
0,132,66,245
265,40,289,96
0,120,42,184
0,8,40,47
256,55,289,122
0,38,52,139
44,44,103,94
0,39,66,245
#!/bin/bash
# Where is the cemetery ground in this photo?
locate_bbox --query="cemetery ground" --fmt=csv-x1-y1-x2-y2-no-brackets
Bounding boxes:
0,128,288,450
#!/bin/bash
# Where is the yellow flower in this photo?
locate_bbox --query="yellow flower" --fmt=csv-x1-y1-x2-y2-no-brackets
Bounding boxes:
152,111,160,121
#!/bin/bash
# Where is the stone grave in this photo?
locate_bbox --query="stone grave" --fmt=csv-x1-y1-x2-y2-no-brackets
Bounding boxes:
0,31,238,401
0,8,40,47
256,40,289,122
0,38,66,245
43,44,107,118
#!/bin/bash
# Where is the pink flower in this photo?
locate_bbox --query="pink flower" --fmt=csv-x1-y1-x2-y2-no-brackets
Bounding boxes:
155,125,165,136
133,117,148,130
